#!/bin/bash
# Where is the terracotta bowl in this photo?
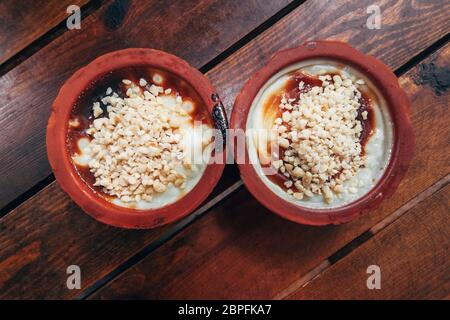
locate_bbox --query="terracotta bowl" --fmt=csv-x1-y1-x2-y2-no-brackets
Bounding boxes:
231,41,414,226
47,48,226,229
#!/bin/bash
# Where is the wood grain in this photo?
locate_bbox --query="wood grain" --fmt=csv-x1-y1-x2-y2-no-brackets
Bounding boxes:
287,184,449,300
91,43,450,299
208,0,450,114
0,0,288,298
274,175,450,299
0,0,89,65
1,0,449,299
0,0,291,210
0,165,239,299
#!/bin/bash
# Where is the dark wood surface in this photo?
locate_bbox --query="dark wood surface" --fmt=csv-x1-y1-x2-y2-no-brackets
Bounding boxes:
209,0,450,113
0,165,239,299
0,0,89,64
0,0,291,211
0,0,448,299
288,184,450,300
0,0,285,298
91,42,450,298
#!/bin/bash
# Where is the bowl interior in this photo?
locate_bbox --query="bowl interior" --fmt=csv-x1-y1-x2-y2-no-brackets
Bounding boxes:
231,41,414,225
47,48,225,228
246,58,394,210
67,65,214,210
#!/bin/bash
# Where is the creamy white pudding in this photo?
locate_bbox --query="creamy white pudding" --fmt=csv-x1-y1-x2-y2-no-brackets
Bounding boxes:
67,68,214,209
246,60,394,209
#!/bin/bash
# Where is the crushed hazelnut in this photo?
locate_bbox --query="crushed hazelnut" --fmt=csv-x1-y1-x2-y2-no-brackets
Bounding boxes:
92,102,103,118
86,79,193,203
271,74,367,203
139,78,147,87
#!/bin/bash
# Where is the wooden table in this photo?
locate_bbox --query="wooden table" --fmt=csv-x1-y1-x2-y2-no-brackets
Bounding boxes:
0,0,448,300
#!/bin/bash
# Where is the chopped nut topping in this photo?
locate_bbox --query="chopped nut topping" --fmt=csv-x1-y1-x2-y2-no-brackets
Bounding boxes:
139,78,147,87
272,74,367,204
92,102,103,118
86,79,193,203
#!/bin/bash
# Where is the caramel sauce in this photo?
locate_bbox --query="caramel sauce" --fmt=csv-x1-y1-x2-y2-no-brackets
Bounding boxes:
357,91,375,154
263,71,375,191
66,66,211,199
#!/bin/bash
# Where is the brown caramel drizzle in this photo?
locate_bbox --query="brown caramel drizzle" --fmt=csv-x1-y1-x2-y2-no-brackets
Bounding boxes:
66,66,211,198
264,71,375,191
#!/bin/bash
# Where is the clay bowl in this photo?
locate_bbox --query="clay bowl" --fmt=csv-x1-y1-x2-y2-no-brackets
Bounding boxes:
231,41,414,226
47,48,226,229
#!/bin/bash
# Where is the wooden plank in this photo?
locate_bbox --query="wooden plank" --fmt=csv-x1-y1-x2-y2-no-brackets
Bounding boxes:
1,0,448,299
0,0,89,65
0,0,291,210
287,184,450,300
91,41,450,299
274,175,450,299
0,0,290,298
208,0,450,113
0,165,239,299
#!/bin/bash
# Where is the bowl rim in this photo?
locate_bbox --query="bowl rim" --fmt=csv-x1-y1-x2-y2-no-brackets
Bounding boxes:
231,40,415,226
46,48,225,229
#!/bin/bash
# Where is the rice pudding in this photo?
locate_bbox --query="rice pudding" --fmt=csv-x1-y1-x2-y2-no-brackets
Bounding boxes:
67,67,214,210
247,60,394,209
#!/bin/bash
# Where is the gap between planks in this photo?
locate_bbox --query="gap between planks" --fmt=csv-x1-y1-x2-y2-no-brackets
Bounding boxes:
78,179,243,299
0,0,305,219
0,0,104,77
78,31,449,299
199,0,306,74
395,33,450,77
1,0,446,299
272,174,450,300
1,3,446,219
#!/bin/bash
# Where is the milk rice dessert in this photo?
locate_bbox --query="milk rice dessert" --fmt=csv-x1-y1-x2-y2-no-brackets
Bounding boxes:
247,60,394,208
67,67,214,209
